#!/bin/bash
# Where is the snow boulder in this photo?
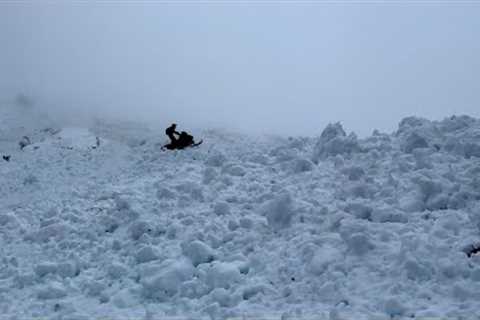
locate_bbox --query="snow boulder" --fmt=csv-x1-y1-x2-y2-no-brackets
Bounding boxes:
25,223,71,243
344,201,372,220
135,246,160,264
384,297,407,317
141,259,195,300
128,220,154,240
207,287,241,308
292,158,314,173
341,166,365,181
308,245,343,275
112,288,138,309
343,232,375,255
37,282,67,300
262,192,295,230
396,116,432,137
34,262,58,277
213,202,231,216
107,262,128,279
404,258,433,281
201,262,242,290
312,123,361,162
113,195,139,221
182,240,216,267
56,262,79,278
401,132,429,153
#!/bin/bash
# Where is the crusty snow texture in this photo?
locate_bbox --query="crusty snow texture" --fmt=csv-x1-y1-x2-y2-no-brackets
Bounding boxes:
2,105,480,319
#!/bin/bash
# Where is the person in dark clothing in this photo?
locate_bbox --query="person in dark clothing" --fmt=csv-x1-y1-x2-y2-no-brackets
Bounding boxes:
165,124,180,144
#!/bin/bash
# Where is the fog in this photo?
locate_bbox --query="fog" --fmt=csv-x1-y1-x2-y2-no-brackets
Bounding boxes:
1,3,479,137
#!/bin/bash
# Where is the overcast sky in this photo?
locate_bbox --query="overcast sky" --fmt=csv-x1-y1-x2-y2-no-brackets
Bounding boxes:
1,2,479,136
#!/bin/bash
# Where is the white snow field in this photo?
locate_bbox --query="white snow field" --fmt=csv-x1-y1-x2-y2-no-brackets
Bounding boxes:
1,103,480,320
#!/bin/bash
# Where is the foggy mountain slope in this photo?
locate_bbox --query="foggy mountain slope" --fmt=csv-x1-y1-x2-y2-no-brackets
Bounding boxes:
1,107,480,319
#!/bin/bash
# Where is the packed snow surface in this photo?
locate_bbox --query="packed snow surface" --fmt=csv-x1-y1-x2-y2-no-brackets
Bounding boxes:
1,104,480,319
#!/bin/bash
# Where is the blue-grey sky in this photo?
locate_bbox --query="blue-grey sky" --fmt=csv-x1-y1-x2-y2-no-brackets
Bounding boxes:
1,2,479,136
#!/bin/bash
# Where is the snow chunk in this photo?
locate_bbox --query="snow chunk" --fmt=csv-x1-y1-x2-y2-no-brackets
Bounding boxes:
213,202,231,216
341,166,365,181
320,122,346,141
370,207,407,223
182,240,216,267
112,195,139,221
57,262,79,278
404,258,433,281
135,246,160,264
83,281,107,297
384,297,406,317
208,288,240,307
203,262,242,290
25,223,71,243
34,262,58,277
239,217,254,229
344,232,374,255
308,245,343,275
401,132,429,153
107,262,128,279
292,158,314,173
344,202,372,220
129,221,153,240
262,192,295,230
141,259,195,300
112,288,137,308
37,282,67,300
313,123,361,161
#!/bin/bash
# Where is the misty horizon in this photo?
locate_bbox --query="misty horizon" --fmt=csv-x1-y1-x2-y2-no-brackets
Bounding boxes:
1,2,479,137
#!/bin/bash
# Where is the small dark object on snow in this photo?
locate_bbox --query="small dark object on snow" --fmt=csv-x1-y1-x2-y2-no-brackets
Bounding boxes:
465,243,480,258
2,155,10,162
19,136,31,150
92,136,101,149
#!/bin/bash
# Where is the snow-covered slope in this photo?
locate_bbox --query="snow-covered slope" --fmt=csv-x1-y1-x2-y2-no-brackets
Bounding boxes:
1,105,480,319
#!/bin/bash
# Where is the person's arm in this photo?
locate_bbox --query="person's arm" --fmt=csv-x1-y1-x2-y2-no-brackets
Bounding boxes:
174,131,181,136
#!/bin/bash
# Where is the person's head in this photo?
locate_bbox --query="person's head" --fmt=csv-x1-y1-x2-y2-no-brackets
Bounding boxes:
171,123,177,128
